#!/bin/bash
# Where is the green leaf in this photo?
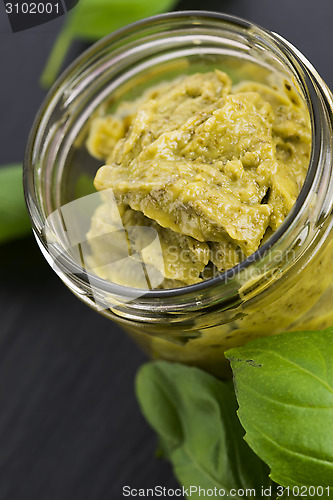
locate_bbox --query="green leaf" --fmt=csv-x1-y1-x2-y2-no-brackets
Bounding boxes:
75,173,96,199
0,164,31,244
136,361,273,499
63,0,178,40
41,0,178,88
226,329,333,491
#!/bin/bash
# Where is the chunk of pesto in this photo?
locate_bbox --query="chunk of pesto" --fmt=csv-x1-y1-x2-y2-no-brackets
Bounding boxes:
86,202,210,286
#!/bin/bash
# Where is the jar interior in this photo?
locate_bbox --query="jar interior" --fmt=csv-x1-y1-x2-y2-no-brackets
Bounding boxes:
62,53,290,208
36,23,311,293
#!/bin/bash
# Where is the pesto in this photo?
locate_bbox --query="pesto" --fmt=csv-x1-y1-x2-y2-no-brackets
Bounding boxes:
86,70,311,288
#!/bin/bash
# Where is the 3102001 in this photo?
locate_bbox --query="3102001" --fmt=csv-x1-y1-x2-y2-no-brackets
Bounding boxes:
277,486,331,497
5,2,61,14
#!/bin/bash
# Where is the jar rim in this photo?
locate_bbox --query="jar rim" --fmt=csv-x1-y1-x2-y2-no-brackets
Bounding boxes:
24,10,321,301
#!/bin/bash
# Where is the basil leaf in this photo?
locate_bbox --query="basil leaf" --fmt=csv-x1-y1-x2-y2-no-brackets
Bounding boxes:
226,329,333,490
75,173,96,199
64,0,178,40
136,361,273,498
41,0,177,88
0,164,31,244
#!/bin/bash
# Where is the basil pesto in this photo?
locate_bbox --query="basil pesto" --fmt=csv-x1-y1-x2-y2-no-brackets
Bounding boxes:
86,70,311,288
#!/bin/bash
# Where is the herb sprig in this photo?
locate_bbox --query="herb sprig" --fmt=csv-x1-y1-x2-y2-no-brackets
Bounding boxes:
136,329,333,498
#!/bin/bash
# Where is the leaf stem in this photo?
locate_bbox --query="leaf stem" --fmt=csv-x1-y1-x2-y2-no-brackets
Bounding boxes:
40,29,72,89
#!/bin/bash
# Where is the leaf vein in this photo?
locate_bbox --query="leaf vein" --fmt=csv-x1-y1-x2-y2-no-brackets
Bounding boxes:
239,381,333,410
181,445,243,500
242,348,333,394
248,423,333,468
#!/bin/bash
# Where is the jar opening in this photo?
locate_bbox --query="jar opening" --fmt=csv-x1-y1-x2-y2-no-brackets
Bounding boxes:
24,11,323,303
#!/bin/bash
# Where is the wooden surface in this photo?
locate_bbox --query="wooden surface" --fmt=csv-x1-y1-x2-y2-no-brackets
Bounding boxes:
1,1,332,498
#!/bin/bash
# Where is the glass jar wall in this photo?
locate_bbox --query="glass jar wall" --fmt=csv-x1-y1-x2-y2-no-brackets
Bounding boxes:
24,12,333,377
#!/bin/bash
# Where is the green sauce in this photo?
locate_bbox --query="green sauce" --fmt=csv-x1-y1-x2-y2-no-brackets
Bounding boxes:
86,70,311,288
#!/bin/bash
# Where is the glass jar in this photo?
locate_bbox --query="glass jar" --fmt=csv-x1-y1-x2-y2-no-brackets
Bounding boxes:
24,11,333,378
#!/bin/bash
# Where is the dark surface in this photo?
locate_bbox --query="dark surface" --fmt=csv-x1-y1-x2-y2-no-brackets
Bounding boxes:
0,1,332,499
